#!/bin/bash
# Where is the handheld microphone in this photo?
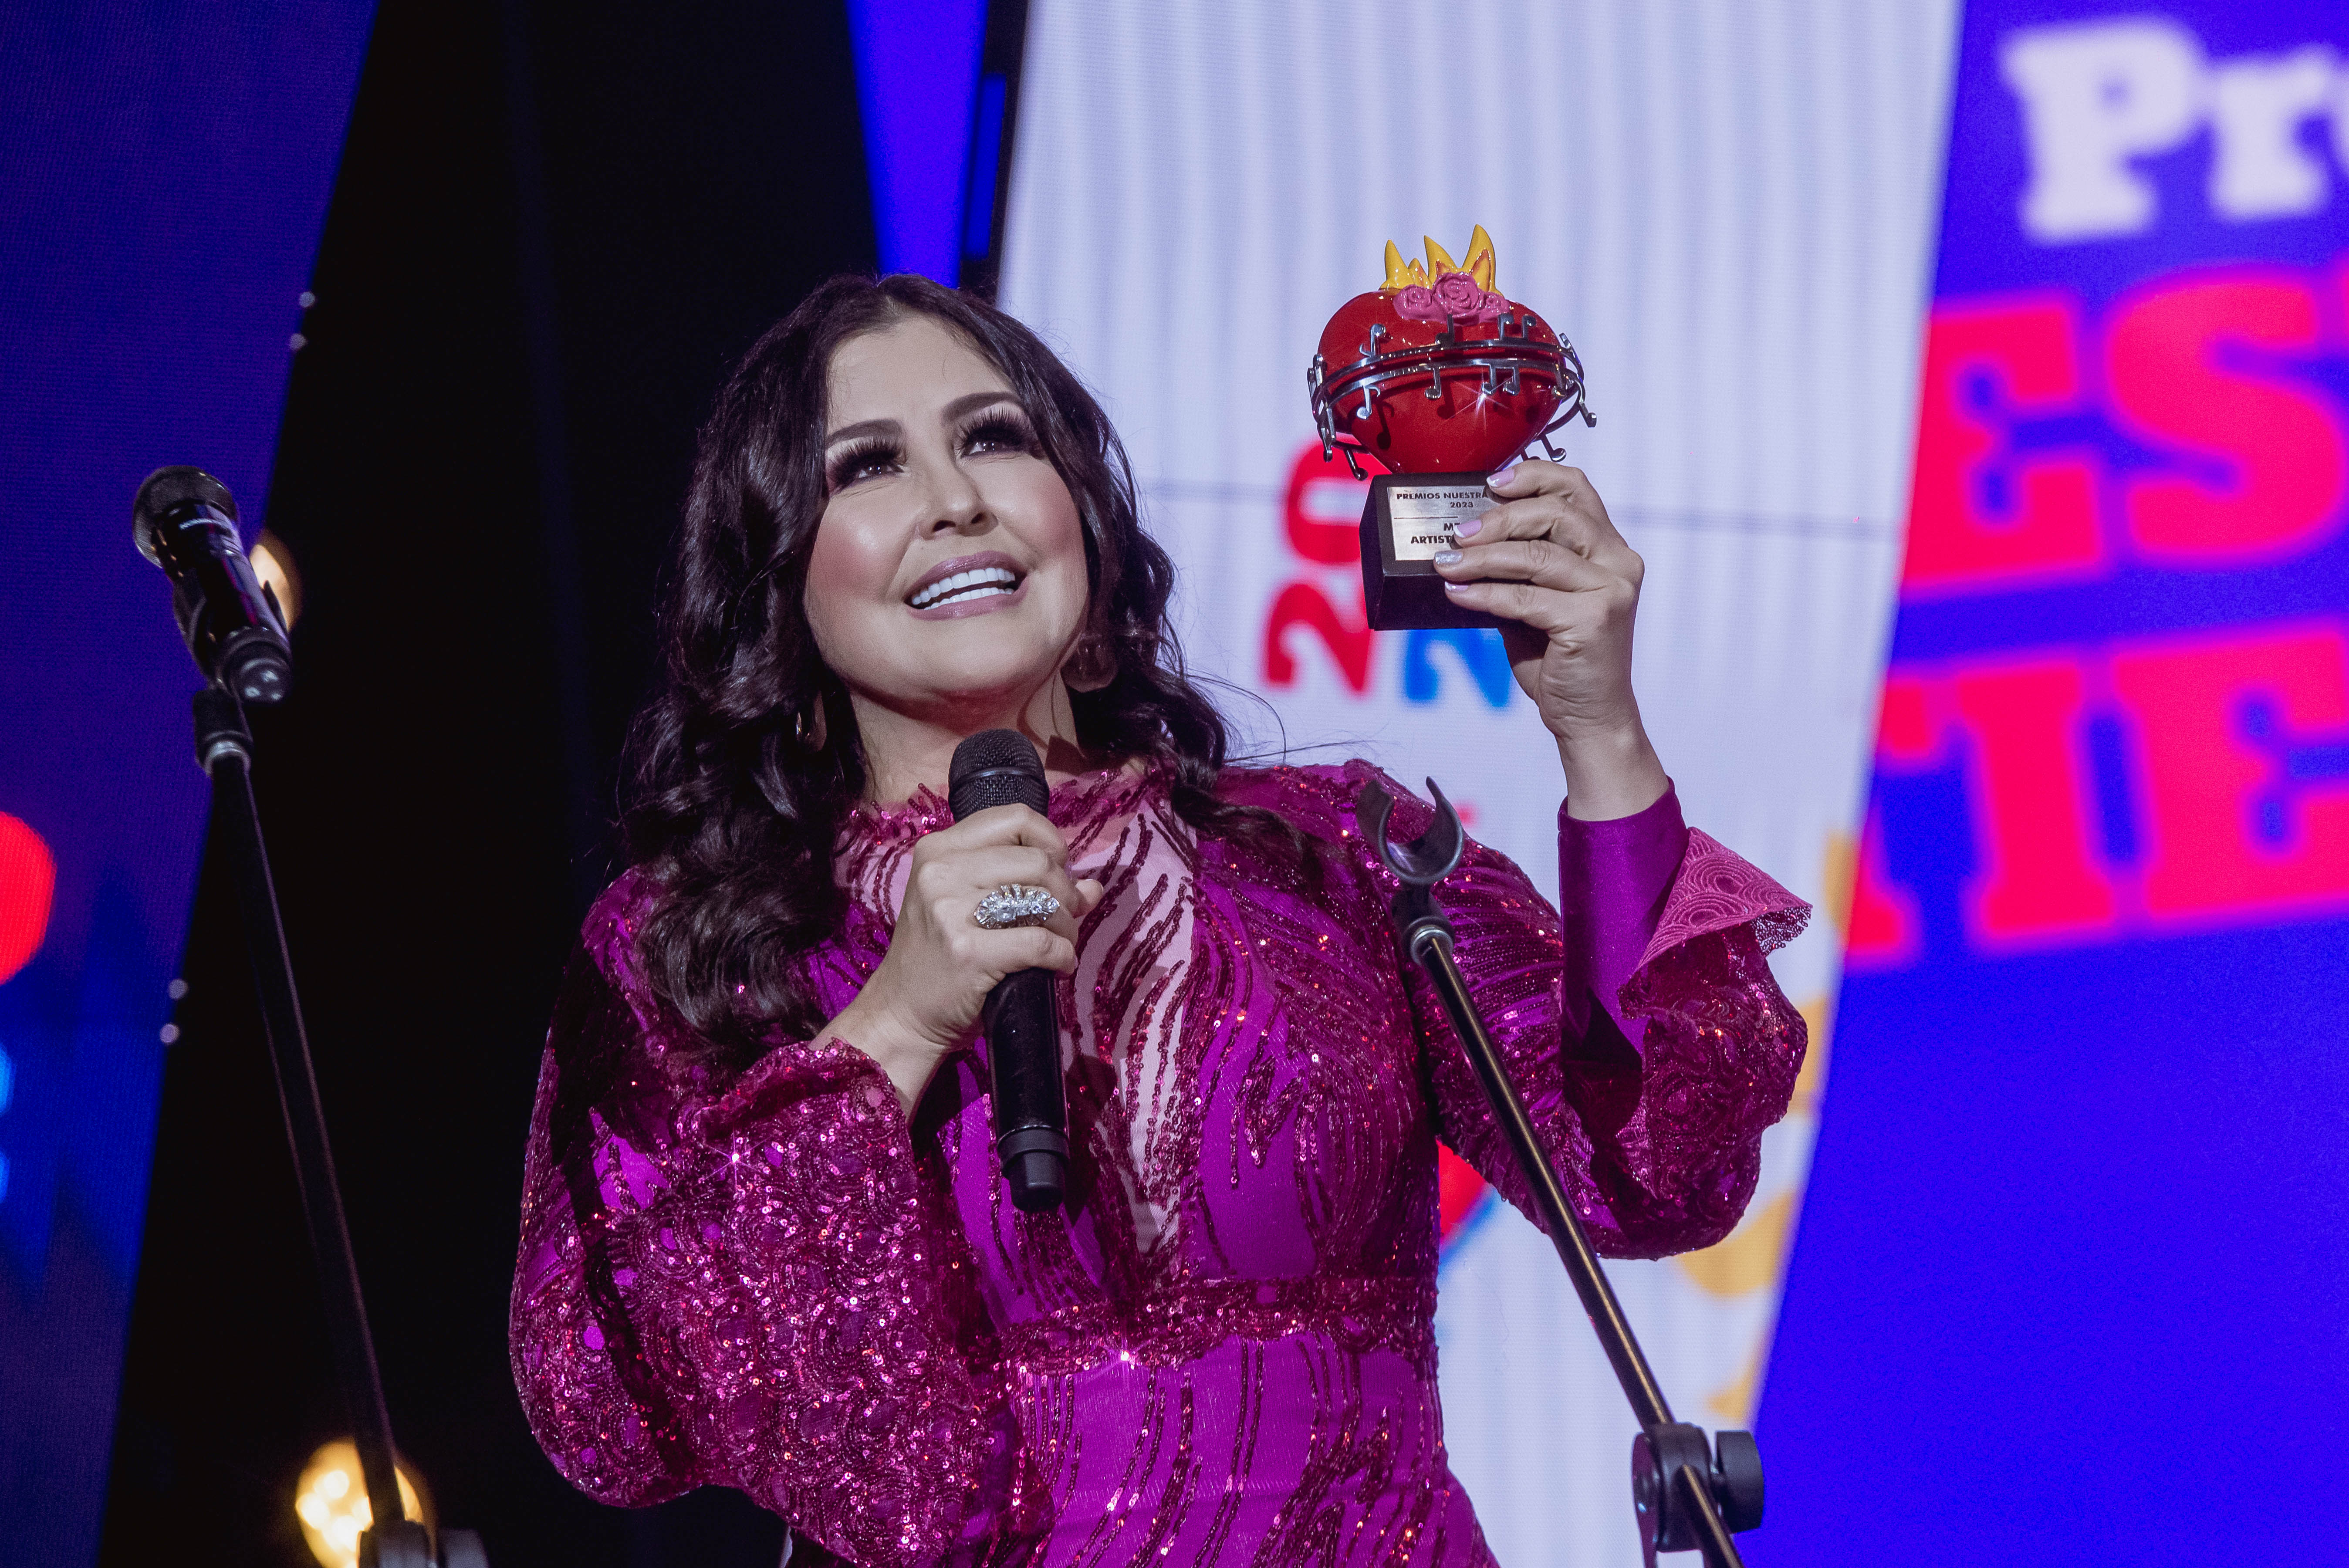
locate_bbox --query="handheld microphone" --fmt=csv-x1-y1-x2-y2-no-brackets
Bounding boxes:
947,729,1068,1213
133,466,291,703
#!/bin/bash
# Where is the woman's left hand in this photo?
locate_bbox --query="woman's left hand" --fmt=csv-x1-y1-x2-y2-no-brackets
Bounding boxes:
1430,460,1671,820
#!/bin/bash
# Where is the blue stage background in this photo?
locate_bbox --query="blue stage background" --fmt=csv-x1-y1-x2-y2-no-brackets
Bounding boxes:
0,8,374,1564
1762,1,2349,1559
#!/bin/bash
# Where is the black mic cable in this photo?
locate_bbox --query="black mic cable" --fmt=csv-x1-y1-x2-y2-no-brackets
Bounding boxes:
132,466,291,703
947,729,1069,1213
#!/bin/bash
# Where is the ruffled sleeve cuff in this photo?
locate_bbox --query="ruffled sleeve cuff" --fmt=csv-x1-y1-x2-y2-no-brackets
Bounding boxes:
1559,788,1813,1031
1546,794,1814,1254
1622,828,1810,1017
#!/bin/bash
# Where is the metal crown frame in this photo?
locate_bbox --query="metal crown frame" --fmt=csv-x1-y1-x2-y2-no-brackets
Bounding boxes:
1308,308,1599,480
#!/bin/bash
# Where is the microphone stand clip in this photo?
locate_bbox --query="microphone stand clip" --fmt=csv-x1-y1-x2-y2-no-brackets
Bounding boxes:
1361,779,1764,1568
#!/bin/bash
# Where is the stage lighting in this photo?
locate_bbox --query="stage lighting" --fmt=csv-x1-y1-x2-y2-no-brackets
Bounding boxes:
250,531,302,630
294,1440,427,1568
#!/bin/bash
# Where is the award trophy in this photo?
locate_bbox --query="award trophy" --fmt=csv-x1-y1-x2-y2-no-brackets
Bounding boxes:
1307,227,1595,631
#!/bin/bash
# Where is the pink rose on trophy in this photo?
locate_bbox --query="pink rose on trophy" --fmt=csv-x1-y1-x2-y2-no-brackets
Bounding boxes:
1432,269,1500,321
1394,282,1439,319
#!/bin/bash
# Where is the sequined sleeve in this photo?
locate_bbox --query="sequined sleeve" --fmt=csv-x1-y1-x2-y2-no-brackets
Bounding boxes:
1332,766,1810,1259
509,880,1015,1563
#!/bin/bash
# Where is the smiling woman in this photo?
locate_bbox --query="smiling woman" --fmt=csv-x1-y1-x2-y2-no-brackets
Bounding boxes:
509,274,1812,1566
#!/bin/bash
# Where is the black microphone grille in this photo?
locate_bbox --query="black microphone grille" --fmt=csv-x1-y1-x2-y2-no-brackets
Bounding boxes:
948,729,1047,820
133,466,238,562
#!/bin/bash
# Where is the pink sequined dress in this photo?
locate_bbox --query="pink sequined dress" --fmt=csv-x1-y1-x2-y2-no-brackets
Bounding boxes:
511,762,1808,1566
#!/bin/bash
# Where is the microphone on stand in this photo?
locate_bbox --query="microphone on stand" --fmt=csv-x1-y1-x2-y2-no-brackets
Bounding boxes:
947,730,1068,1213
132,467,490,1567
132,466,291,703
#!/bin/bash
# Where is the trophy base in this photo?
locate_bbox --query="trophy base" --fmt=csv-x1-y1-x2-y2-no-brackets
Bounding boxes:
1359,472,1504,631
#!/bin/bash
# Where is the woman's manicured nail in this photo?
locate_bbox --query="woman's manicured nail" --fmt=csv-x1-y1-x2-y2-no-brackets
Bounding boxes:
1443,579,1469,594
1487,465,1518,489
1432,549,1463,565
1454,515,1484,538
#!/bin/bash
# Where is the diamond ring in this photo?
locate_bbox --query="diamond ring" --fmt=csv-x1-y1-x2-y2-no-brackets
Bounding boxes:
972,884,1061,930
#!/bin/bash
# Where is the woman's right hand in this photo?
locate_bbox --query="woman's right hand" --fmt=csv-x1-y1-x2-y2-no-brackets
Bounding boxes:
821,803,1104,1111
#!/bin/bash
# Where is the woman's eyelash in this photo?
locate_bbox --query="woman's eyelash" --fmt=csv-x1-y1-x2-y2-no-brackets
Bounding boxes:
959,411,1036,455
826,437,901,490
826,412,1033,491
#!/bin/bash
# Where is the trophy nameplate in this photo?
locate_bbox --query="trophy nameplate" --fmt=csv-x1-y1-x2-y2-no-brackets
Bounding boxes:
1359,473,1503,631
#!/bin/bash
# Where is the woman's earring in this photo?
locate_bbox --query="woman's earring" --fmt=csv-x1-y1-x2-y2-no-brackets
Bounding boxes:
1061,634,1117,693
791,703,825,749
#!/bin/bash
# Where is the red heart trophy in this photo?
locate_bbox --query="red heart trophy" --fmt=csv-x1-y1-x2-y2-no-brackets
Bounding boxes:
1307,227,1595,630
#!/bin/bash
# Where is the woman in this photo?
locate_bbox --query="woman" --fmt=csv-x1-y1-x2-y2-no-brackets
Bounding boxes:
510,274,1808,1566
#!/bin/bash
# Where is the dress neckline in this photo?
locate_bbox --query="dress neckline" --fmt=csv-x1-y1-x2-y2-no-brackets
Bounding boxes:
842,759,1161,844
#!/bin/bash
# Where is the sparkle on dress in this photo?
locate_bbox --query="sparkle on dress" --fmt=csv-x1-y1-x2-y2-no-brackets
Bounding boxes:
510,762,1809,1566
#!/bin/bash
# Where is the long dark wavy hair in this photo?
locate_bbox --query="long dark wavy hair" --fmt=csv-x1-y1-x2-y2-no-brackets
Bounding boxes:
621,274,1309,1062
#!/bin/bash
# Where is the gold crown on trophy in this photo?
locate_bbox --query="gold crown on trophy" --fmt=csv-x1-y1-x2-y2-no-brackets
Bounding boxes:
1380,224,1499,294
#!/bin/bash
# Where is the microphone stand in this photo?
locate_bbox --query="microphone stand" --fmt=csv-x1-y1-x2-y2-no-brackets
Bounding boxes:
191,689,486,1568
1361,781,1764,1568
